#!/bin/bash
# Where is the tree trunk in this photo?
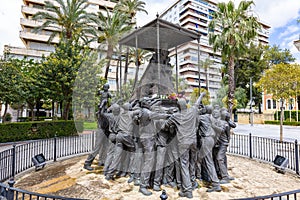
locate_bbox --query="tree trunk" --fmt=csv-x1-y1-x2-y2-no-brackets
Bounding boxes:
279,98,284,142
116,59,120,96
123,47,129,86
52,100,55,118
205,68,209,90
104,45,113,80
227,55,235,118
62,100,71,120
2,102,8,123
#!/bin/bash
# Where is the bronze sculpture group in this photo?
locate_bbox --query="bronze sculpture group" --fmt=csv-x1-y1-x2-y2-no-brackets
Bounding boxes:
83,84,236,199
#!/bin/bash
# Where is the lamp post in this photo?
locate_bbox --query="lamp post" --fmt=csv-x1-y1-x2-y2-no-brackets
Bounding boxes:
247,78,253,126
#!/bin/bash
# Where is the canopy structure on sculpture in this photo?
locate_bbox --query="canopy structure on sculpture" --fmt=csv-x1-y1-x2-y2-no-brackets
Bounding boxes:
119,17,201,99
119,17,200,51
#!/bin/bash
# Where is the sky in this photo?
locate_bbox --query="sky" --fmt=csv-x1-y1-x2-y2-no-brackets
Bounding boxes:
0,0,300,62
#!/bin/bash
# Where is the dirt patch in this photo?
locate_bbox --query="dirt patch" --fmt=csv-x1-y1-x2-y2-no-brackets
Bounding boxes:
14,155,300,200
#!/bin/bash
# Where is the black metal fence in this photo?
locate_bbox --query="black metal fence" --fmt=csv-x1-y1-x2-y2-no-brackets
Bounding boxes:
0,132,299,200
0,181,85,200
228,133,300,175
0,133,95,182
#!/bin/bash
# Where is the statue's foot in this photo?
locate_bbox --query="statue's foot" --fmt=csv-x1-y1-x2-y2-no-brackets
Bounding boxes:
139,187,152,196
228,176,235,181
220,178,230,184
178,191,193,198
127,176,134,183
105,175,114,181
206,185,222,192
134,179,140,186
192,181,199,190
153,185,161,191
83,164,93,171
167,181,176,188
116,171,126,178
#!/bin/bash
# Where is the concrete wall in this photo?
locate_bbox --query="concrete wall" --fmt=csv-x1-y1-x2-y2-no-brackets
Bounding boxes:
236,113,274,124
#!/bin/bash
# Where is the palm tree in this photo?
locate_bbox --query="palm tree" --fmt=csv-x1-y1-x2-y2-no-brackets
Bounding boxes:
115,0,148,20
93,8,131,80
209,0,260,116
33,0,95,43
115,0,148,86
130,48,151,91
200,58,214,90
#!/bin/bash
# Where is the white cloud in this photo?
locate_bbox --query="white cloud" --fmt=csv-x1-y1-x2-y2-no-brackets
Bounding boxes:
219,0,300,30
278,25,300,39
0,0,24,54
136,0,175,26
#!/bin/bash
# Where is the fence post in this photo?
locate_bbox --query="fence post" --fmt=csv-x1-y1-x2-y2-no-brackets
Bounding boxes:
54,136,57,162
249,133,253,159
11,144,16,179
295,140,299,175
7,178,15,200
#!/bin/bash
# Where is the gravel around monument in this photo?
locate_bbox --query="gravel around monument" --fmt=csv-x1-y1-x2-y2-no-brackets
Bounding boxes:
14,155,300,200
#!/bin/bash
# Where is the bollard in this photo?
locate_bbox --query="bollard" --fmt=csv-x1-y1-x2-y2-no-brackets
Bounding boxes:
160,189,168,200
7,178,15,200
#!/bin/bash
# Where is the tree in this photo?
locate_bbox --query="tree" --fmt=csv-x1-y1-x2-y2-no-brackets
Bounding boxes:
0,58,23,121
263,45,295,66
40,38,90,120
200,58,214,90
92,8,131,80
130,48,151,92
115,0,148,88
256,63,300,142
209,0,261,116
115,0,148,20
33,0,95,43
190,88,210,105
73,51,104,121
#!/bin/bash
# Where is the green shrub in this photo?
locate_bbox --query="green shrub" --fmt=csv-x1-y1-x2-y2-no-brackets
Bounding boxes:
265,120,300,126
274,111,300,121
0,120,83,143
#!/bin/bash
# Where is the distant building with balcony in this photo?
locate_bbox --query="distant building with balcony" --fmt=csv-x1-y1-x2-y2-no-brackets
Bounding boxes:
160,0,270,101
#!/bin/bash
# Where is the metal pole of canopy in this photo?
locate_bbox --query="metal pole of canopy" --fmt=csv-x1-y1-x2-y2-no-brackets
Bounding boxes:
157,17,161,97
119,45,122,98
175,46,178,94
197,35,201,96
135,31,139,98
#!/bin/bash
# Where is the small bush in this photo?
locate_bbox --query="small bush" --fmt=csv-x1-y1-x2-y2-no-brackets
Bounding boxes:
0,120,83,143
264,120,300,126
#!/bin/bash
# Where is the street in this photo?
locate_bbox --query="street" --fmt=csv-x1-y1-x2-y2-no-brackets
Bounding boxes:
234,123,300,142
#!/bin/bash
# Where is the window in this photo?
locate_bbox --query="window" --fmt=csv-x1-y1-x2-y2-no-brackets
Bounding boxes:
267,99,271,109
272,100,277,109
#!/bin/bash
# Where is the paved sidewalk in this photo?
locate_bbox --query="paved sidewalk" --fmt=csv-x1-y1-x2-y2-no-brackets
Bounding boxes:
234,123,300,142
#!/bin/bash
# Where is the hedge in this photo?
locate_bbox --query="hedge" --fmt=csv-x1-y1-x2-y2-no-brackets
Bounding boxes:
265,120,300,126
0,120,84,143
274,110,300,121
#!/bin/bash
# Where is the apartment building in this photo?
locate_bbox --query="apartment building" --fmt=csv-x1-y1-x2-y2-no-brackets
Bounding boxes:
3,0,140,91
160,0,270,101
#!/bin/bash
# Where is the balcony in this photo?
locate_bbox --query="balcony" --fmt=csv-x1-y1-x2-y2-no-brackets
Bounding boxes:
20,30,59,44
21,5,43,15
4,45,51,58
20,18,61,32
89,0,116,9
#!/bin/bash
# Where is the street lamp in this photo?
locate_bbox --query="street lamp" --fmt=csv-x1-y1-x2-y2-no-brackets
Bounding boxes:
246,77,253,126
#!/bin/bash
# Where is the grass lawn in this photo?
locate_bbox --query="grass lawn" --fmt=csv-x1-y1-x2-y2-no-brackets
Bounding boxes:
83,121,97,130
